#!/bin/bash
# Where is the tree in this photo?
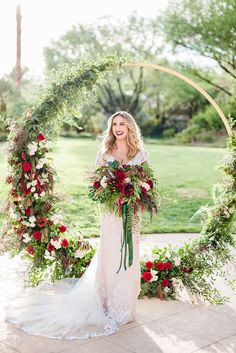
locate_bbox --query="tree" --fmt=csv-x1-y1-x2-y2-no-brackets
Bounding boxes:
161,0,236,95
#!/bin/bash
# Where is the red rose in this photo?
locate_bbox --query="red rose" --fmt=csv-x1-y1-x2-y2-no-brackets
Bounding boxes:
123,184,134,196
47,243,55,252
37,133,45,141
142,271,153,282
59,225,67,233
33,231,42,241
146,179,154,189
25,207,31,216
156,261,165,271
22,161,32,172
161,278,170,287
27,245,35,255
61,238,69,247
114,170,126,182
21,151,27,161
164,261,173,269
145,261,154,269
93,181,100,189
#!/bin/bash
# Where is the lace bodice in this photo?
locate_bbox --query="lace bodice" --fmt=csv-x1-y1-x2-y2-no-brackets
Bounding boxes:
95,148,149,168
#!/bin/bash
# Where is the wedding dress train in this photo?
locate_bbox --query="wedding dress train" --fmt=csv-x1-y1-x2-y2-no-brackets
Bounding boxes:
4,148,148,339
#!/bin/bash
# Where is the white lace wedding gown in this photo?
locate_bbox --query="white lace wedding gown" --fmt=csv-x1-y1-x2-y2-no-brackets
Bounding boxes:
4,148,149,340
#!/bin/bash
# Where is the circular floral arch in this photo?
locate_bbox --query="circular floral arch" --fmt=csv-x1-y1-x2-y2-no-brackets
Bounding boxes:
1,55,235,302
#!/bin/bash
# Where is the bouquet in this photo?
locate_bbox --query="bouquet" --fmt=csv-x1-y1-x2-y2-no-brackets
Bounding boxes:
87,159,161,273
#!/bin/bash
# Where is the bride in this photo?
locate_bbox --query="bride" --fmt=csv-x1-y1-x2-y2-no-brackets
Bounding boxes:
4,110,149,340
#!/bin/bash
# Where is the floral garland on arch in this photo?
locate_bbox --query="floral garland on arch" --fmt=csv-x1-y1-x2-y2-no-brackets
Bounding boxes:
0,54,128,285
0,54,235,303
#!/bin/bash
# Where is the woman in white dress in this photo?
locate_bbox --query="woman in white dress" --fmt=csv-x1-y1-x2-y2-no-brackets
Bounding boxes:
5,111,149,340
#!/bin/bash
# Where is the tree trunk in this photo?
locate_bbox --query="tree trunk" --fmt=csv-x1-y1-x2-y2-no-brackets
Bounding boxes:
16,4,21,88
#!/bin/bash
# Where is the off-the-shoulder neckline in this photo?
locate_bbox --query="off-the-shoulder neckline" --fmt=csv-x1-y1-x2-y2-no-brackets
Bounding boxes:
104,149,142,165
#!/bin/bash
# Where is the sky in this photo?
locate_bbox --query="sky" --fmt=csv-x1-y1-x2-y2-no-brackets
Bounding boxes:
0,0,215,79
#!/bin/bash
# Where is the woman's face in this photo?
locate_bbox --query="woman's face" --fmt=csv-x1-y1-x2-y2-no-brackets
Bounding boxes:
111,115,129,141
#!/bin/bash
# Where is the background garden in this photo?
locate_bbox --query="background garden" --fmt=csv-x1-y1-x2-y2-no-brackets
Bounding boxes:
0,0,235,237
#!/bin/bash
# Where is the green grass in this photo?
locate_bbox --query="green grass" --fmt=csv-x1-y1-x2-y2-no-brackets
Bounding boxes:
0,137,234,237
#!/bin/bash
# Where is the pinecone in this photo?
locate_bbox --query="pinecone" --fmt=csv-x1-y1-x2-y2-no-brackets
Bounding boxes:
42,201,53,212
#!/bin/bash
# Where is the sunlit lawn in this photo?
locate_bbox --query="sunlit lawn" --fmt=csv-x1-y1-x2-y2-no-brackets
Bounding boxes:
0,137,234,237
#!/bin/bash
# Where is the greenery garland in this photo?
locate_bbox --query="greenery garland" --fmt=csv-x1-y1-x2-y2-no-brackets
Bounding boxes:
0,53,235,303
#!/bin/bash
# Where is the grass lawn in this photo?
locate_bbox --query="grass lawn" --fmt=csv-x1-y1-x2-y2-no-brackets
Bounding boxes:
0,137,235,237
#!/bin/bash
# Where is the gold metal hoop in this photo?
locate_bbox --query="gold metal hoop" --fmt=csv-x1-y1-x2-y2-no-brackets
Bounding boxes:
121,62,233,137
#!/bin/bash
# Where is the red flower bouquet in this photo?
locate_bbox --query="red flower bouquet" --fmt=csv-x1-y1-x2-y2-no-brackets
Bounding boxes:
88,159,161,273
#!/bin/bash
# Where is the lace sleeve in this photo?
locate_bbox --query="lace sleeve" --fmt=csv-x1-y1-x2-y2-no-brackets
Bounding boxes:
95,150,107,168
140,148,149,163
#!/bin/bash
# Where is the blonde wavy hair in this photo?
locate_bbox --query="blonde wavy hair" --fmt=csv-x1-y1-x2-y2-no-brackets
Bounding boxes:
101,111,143,159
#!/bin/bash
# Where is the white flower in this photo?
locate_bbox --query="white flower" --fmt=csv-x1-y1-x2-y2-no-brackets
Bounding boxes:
124,177,131,183
74,249,89,258
44,250,55,261
9,208,18,220
173,256,181,266
29,216,36,223
100,176,107,188
31,186,36,192
23,233,31,243
141,182,150,191
149,269,158,282
27,141,38,156
36,158,48,169
39,191,45,197
51,238,62,249
34,193,39,199
50,214,63,225
28,222,36,227
31,180,37,186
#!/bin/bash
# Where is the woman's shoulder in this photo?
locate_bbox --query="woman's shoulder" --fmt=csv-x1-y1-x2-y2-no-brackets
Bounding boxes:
138,147,149,162
95,149,109,167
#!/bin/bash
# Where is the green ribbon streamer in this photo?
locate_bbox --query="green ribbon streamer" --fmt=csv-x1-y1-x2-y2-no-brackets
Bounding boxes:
116,202,133,274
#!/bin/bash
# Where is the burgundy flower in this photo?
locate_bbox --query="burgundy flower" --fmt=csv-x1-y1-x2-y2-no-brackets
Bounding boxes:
114,170,126,182
47,243,55,252
161,278,170,287
37,133,45,141
145,261,154,269
115,181,124,192
25,207,31,216
156,261,165,271
141,186,148,195
180,267,193,273
123,184,134,196
6,175,13,184
27,245,35,255
59,225,67,233
33,231,42,241
93,181,100,189
142,271,153,282
61,238,69,247
65,257,70,265
146,179,154,189
37,217,47,228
